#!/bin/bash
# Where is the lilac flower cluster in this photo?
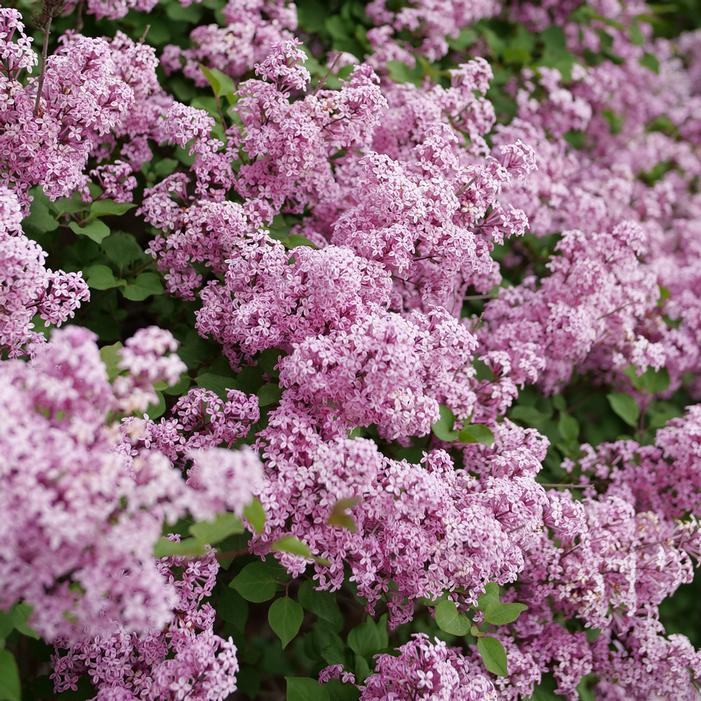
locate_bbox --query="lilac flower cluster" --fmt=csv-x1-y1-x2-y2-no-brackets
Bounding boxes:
360,633,498,700
162,0,297,84
0,186,88,356
52,549,238,700
254,404,548,625
0,326,261,647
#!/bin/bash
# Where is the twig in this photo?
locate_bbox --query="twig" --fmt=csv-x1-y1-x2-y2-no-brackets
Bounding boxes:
313,52,341,95
74,0,84,32
464,293,498,301
33,0,65,117
34,14,52,117
560,542,583,560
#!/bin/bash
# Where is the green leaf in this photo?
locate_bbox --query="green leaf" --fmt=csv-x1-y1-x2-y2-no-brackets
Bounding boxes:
483,602,528,626
525,673,567,700
324,679,360,701
503,45,531,65
473,357,496,381
635,367,670,394
297,581,343,629
477,636,508,677
286,677,329,701
286,234,317,249
551,395,566,411
640,368,669,394
480,26,505,54
557,413,579,443
607,392,640,427
231,561,281,602
603,108,624,135
217,588,248,632
268,596,304,648
540,25,567,51
100,342,124,380
258,348,284,375
271,535,313,559
448,26,478,50
434,600,471,636
85,264,121,291
353,654,371,683
348,618,387,658
189,512,244,545
146,391,166,419
327,497,359,533
640,52,660,73
153,536,205,558
629,19,646,45
24,189,58,232
163,374,191,396
386,60,412,83
539,26,576,80
0,649,20,701
52,192,85,216
296,0,328,32
122,272,164,301
576,673,598,701
151,157,179,178
458,423,494,446
69,219,111,244
564,130,586,149
89,199,135,219
165,1,202,21
324,15,347,40
432,405,458,442
386,59,423,86
257,382,282,407
196,372,234,398
243,497,266,534
9,604,37,640
0,612,14,641
647,401,682,429
200,64,236,99
313,621,347,665
477,583,501,613
268,213,291,240
102,232,148,269
510,405,548,426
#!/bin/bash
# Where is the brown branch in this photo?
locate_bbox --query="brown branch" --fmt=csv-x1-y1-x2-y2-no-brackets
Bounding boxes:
33,0,65,117
313,52,342,95
539,483,587,489
33,14,52,117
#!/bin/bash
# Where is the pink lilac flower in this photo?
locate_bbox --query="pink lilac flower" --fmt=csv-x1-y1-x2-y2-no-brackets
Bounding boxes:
52,549,239,700
365,0,500,65
0,187,89,356
480,222,662,392
360,633,497,700
162,0,297,84
0,326,261,642
256,408,547,624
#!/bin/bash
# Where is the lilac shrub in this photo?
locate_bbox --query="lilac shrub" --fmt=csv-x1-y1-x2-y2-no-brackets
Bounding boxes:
2,1,701,699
